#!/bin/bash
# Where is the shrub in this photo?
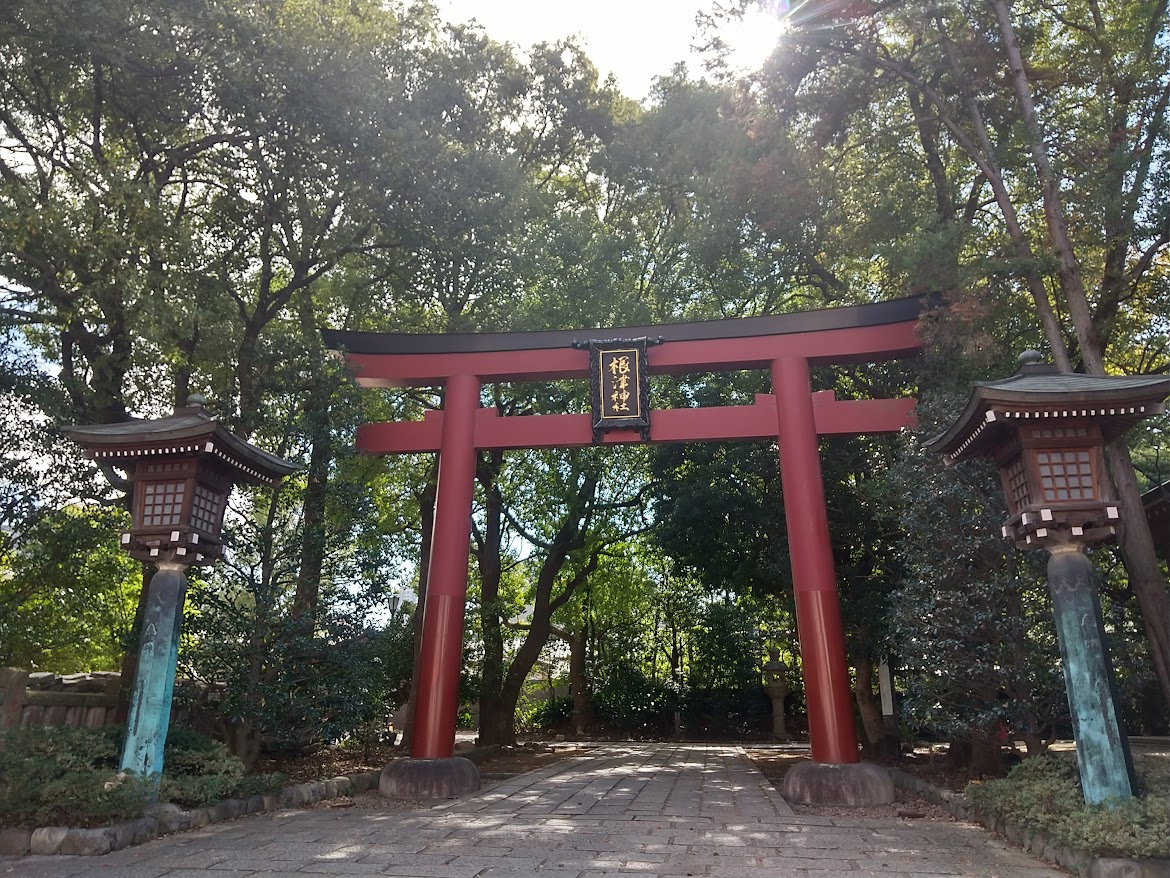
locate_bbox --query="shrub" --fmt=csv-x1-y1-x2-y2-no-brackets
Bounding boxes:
0,726,150,828
159,726,284,808
681,686,770,736
520,696,574,731
966,752,1169,859
593,662,673,732
0,724,286,828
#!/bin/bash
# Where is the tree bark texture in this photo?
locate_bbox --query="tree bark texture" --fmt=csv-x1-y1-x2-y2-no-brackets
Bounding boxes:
853,661,885,758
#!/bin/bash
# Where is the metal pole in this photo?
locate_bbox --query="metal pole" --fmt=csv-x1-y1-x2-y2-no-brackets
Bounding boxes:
771,357,858,764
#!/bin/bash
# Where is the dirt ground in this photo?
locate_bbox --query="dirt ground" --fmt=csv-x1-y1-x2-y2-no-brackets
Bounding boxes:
261,740,961,821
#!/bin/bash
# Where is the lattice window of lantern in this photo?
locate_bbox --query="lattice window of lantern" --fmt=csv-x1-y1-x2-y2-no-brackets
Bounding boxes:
141,481,185,526
1036,449,1093,502
191,483,223,534
1005,456,1029,510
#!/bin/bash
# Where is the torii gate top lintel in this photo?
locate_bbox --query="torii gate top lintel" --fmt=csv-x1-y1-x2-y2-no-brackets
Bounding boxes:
322,295,928,387
323,295,929,454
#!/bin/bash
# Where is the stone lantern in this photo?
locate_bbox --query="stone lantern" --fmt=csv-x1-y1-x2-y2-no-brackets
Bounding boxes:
925,352,1169,804
762,646,790,741
64,395,296,785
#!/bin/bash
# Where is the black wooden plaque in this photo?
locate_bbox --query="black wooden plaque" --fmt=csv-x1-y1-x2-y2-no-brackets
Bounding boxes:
588,338,651,443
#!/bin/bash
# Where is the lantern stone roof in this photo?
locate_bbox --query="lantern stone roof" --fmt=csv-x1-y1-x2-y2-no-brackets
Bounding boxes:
924,353,1170,462
63,396,297,486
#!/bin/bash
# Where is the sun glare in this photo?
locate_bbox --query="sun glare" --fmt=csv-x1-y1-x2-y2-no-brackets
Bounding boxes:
719,4,791,74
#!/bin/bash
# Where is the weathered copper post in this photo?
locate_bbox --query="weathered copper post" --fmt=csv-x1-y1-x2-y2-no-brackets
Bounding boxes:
65,396,295,789
925,352,1169,805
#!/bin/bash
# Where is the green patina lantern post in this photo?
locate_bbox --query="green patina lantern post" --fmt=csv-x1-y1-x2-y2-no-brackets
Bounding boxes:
65,395,296,789
925,352,1169,805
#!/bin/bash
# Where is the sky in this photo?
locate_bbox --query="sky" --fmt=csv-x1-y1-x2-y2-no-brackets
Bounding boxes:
437,1,789,101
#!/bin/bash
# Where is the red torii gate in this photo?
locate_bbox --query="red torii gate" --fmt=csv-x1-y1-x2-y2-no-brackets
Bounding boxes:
324,295,927,801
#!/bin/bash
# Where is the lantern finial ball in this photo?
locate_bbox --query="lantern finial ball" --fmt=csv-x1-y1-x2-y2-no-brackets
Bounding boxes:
186,393,207,409
1018,350,1043,367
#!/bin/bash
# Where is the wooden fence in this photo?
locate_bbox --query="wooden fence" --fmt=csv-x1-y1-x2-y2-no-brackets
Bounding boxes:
0,668,120,730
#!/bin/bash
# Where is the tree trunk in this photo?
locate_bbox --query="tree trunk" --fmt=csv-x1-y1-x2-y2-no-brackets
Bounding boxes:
568,628,594,734
116,564,154,723
474,453,509,746
235,321,264,435
227,719,261,770
478,696,515,746
990,0,1170,708
970,727,1008,779
1108,441,1170,710
853,661,885,758
290,291,334,625
991,0,1102,372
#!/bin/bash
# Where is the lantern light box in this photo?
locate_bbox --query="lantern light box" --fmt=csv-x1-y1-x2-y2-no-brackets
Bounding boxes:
64,395,297,564
926,351,1170,549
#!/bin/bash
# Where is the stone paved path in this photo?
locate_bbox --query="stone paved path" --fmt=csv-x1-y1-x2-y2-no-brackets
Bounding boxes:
1,744,1067,877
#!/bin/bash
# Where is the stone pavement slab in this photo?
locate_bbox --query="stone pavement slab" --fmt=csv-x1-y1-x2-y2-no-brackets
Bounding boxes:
0,744,1067,878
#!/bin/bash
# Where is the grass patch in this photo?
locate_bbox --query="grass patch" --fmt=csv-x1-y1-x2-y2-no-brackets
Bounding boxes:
966,751,1169,860
0,725,286,829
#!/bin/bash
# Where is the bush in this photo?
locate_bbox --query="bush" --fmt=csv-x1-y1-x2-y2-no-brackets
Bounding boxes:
966,752,1169,859
519,696,574,731
681,686,770,736
593,662,674,732
0,725,150,828
159,726,285,808
0,725,286,829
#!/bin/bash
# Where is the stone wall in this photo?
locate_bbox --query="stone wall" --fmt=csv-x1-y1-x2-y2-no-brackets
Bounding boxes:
0,668,120,730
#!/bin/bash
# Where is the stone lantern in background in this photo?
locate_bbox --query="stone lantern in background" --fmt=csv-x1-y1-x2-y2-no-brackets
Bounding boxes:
65,395,296,786
762,646,790,741
925,352,1169,805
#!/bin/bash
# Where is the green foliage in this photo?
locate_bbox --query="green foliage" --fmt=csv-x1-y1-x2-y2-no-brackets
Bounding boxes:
0,725,284,829
158,727,285,808
593,661,674,732
966,752,1170,859
2,0,1166,762
519,696,575,731
887,400,1067,747
0,505,140,672
682,600,768,734
0,725,150,828
182,575,413,755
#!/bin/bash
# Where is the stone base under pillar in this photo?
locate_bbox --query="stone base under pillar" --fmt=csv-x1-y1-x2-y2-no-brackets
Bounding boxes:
379,757,481,799
781,761,894,806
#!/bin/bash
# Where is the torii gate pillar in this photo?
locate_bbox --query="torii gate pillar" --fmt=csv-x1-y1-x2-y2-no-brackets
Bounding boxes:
773,357,895,805
773,357,855,763
381,373,483,797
